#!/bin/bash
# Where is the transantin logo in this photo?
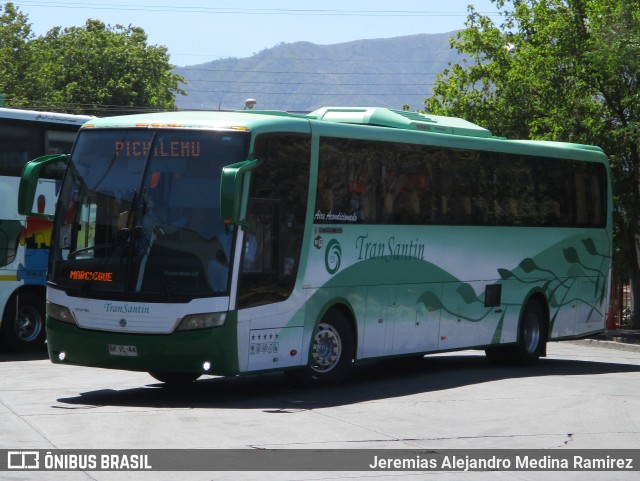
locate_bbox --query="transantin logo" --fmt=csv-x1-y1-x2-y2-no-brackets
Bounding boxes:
324,239,342,275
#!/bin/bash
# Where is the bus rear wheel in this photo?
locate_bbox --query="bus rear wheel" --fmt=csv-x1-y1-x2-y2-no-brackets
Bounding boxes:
149,372,201,385
286,310,355,387
485,300,546,365
0,291,46,352
513,300,546,364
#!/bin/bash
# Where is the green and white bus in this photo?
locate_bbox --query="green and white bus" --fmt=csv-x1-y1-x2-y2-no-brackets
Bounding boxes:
0,107,91,351
19,107,611,385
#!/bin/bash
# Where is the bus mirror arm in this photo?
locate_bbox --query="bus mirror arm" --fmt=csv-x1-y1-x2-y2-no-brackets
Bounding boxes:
220,158,259,226
18,154,70,219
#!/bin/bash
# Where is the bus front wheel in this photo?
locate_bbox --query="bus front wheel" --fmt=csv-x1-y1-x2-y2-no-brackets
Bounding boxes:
286,310,355,387
0,291,46,352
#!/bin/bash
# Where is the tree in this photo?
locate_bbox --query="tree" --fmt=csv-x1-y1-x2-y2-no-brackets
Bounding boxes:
0,2,33,101
25,19,185,115
426,0,640,327
0,3,185,114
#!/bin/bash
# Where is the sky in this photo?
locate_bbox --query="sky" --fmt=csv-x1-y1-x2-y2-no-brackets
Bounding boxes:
11,0,502,67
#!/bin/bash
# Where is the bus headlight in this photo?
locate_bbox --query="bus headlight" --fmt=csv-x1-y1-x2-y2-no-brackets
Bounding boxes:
46,302,77,325
176,312,227,331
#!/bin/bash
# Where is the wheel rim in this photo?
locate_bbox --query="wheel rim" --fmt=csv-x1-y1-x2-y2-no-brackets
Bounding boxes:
310,322,342,373
16,305,43,343
522,312,541,354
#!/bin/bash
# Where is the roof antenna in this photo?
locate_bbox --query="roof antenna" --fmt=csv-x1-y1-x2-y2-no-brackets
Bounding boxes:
244,98,256,110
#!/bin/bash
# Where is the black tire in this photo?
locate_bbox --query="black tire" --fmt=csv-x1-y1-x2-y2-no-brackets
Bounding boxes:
512,300,546,365
485,300,546,365
149,372,201,385
286,310,355,387
0,291,46,352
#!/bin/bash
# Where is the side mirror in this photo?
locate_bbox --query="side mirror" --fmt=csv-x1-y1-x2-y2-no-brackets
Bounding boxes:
220,159,258,226
18,154,69,219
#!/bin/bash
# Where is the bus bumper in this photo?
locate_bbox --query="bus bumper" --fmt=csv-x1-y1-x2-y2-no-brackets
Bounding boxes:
46,316,239,376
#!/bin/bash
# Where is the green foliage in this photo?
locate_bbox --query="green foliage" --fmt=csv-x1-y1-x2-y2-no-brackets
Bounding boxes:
0,3,185,114
0,2,32,99
426,0,640,326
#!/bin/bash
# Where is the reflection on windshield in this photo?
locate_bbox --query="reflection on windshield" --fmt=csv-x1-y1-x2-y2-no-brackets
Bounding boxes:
50,129,249,301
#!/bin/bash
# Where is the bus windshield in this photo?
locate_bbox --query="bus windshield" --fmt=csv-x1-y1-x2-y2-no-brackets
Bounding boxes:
50,128,250,301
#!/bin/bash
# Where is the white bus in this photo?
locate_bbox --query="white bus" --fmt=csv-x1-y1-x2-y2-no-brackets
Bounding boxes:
0,107,92,351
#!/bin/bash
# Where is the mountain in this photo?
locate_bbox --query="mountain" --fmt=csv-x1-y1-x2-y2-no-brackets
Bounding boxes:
174,32,464,112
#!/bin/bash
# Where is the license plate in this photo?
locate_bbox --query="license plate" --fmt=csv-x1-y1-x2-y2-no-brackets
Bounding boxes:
108,344,138,357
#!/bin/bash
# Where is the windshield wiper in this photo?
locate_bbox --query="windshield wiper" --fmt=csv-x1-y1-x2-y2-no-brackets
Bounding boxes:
68,243,117,259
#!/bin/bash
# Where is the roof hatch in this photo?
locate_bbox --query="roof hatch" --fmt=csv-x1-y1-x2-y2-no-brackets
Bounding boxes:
307,107,493,138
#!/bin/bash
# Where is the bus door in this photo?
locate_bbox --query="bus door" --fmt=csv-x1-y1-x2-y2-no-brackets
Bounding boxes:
235,133,311,373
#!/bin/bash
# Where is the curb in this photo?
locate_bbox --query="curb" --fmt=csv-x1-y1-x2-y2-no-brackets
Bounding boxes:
569,338,640,353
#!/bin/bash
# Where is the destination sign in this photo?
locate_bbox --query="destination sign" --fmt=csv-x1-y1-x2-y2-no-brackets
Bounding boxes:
114,140,201,158
69,270,114,282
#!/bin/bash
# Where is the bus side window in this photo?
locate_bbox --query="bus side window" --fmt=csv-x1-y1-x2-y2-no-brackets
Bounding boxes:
0,220,21,267
0,124,33,177
590,174,603,227
237,133,311,309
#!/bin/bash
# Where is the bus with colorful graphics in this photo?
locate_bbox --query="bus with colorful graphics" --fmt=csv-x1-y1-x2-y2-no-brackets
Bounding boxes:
0,107,92,351
18,107,611,384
